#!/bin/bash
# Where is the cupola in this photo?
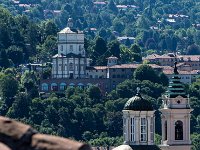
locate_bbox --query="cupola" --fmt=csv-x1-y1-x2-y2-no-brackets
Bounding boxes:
124,88,153,111
122,88,155,146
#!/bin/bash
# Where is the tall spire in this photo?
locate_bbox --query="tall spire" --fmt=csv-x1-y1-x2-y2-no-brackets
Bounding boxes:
167,61,187,98
174,61,179,75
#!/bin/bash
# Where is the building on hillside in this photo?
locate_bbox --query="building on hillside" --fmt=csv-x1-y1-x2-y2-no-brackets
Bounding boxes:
117,36,135,46
163,69,200,84
40,19,162,95
116,63,193,150
144,53,200,70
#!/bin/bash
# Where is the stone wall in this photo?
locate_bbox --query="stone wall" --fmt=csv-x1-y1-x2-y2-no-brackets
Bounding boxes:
0,116,91,150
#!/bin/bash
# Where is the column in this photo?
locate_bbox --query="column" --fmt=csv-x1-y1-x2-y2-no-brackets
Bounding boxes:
167,115,172,145
161,115,165,143
127,117,130,144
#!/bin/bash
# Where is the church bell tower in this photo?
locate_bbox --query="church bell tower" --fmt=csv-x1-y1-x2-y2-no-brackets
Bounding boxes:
160,62,193,150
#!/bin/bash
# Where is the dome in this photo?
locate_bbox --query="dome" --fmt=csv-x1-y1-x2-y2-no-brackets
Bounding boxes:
124,88,153,111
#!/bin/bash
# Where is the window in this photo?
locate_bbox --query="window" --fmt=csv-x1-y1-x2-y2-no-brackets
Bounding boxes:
60,83,67,91
130,118,135,142
70,45,73,51
69,63,73,71
51,83,58,91
113,69,116,72
69,83,75,88
60,45,63,51
87,83,92,88
175,121,183,140
141,118,147,142
150,117,154,141
59,64,62,71
79,45,81,51
78,83,84,89
42,83,48,91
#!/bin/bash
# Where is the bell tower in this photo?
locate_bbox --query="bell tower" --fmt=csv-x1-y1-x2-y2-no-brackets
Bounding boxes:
160,62,193,150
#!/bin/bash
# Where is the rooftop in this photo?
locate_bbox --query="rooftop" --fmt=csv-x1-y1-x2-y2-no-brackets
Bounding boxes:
59,27,83,34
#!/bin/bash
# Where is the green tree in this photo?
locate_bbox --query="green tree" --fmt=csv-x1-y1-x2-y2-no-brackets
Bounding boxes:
187,44,200,55
108,40,120,58
87,86,102,103
107,0,118,13
6,93,30,118
134,65,160,83
6,45,23,66
0,50,10,68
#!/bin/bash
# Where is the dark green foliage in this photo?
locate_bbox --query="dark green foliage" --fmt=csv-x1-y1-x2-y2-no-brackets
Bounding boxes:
187,44,200,55
134,65,160,83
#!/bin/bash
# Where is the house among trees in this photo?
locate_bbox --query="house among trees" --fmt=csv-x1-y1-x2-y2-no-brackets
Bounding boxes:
40,19,162,94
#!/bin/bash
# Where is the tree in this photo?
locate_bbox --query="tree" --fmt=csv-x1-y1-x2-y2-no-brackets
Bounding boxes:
21,71,38,98
0,50,10,68
0,74,18,99
107,40,120,58
87,86,102,103
134,65,160,83
92,37,108,65
6,45,23,66
7,93,31,118
130,44,141,54
187,44,200,55
107,0,118,13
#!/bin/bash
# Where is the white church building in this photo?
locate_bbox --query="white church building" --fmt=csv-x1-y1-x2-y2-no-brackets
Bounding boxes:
52,18,91,79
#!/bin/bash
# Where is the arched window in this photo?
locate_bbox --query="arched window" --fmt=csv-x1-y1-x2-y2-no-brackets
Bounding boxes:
51,83,58,91
69,83,75,88
42,83,48,91
60,83,67,91
86,83,92,88
78,83,84,89
175,120,183,140
165,121,167,140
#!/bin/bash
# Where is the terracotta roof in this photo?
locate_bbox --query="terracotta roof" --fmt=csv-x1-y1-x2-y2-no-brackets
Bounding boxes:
163,69,199,75
176,62,185,67
145,54,161,59
93,1,107,5
178,55,200,61
109,64,162,69
145,54,200,62
161,66,174,70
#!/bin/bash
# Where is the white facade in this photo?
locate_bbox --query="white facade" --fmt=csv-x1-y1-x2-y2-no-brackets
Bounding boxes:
52,22,91,79
123,110,155,145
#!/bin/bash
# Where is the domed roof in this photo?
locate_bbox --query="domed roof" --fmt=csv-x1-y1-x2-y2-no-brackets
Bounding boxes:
124,88,154,111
